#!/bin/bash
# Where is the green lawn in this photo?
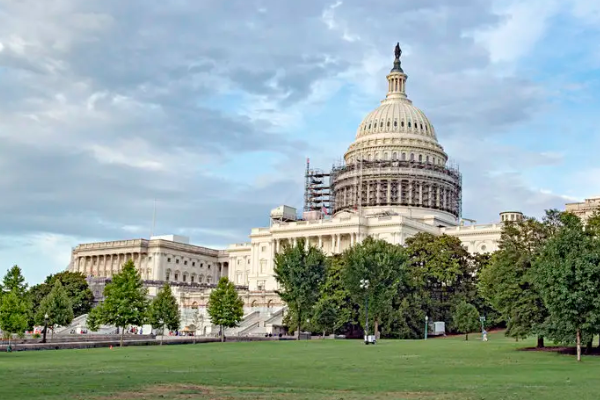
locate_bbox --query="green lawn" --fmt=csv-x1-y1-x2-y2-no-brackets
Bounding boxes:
1,332,599,399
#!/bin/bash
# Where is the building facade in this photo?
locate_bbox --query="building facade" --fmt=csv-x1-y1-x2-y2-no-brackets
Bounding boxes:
565,197,600,222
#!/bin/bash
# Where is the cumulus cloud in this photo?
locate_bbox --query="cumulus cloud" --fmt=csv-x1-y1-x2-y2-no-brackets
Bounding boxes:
0,0,597,282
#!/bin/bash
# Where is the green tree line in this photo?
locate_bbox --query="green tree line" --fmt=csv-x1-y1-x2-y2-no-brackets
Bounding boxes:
275,209,600,361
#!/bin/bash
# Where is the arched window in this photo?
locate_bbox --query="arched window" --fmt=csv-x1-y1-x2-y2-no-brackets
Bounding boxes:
387,121,390,127
394,121,398,127
165,269,171,281
191,274,196,283
383,153,388,160
426,156,430,163
198,274,204,283
401,121,405,127
401,153,406,160
410,153,415,161
418,154,422,162
207,276,212,284
182,273,188,282
408,121,411,128
174,271,180,281
392,152,397,160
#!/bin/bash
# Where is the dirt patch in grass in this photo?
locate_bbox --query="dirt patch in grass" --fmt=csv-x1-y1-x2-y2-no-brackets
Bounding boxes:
90,384,457,400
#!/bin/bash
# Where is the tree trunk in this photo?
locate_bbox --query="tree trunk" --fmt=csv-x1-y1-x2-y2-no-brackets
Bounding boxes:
297,305,301,340
322,330,326,339
537,336,544,348
374,319,379,340
120,327,124,347
220,325,224,342
465,333,469,341
576,329,581,362
160,326,164,345
51,326,54,341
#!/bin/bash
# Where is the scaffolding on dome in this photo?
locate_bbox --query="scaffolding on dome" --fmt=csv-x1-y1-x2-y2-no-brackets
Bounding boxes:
303,158,334,216
330,158,462,218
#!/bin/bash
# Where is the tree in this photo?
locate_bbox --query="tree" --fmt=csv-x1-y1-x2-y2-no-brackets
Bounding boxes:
148,283,181,345
35,281,74,340
405,233,476,326
453,302,481,340
0,291,30,340
343,237,407,338
0,266,30,340
317,255,358,335
274,238,327,339
93,260,149,346
478,216,549,347
1,265,28,297
311,299,338,337
207,277,244,342
534,212,600,361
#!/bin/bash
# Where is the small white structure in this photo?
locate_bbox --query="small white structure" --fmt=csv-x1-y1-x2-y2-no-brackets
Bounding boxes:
432,321,446,336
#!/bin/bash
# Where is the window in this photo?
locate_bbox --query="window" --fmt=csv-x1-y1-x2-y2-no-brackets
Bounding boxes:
426,156,430,163
387,121,390,127
247,259,250,264
208,265,211,270
420,123,423,129
402,153,406,160
410,153,414,161
175,259,179,264
384,153,388,160
174,273,179,281
184,260,187,266
392,152,397,160
380,122,383,127
191,275,195,283
261,246,266,252
408,121,411,128
207,276,212,284
200,263,203,268
368,124,371,129
481,245,487,252
401,121,405,127
418,154,422,162
167,258,171,262
192,261,195,267
148,256,152,261
183,274,187,282
394,121,397,127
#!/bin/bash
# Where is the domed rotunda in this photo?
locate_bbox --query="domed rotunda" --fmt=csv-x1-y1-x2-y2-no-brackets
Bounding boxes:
331,43,462,223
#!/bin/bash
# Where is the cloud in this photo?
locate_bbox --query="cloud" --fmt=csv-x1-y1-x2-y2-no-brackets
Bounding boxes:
1,0,598,283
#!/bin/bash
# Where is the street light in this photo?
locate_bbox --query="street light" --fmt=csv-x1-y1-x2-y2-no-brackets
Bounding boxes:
42,313,49,344
359,279,370,345
424,315,428,340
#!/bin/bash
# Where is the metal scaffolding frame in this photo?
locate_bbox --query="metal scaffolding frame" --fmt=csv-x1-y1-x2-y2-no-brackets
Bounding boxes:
304,158,334,215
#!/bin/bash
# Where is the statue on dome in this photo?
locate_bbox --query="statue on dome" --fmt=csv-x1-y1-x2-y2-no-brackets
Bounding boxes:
394,43,402,60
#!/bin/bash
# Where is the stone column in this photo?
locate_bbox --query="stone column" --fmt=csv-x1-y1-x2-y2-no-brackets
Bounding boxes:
409,181,413,205
350,233,355,247
330,235,335,253
318,235,322,249
387,180,392,204
336,234,342,253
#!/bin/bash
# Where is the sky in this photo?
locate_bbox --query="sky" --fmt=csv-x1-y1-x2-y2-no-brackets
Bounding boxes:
1,0,600,285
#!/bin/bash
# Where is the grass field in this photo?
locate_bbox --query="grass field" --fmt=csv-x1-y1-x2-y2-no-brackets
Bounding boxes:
2,332,600,400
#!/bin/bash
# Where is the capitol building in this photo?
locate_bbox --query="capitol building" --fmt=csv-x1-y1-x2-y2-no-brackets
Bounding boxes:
69,44,526,336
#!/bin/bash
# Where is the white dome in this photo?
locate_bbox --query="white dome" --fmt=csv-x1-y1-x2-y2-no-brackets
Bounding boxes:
356,98,437,140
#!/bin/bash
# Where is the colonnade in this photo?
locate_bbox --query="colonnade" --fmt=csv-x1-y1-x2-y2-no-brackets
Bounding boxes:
72,252,149,279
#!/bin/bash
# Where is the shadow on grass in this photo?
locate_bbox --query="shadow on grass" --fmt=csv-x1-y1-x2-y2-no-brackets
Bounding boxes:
87,383,461,400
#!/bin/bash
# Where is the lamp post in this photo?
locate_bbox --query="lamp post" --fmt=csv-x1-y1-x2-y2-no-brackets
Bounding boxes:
359,279,369,344
42,313,49,344
424,315,428,340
